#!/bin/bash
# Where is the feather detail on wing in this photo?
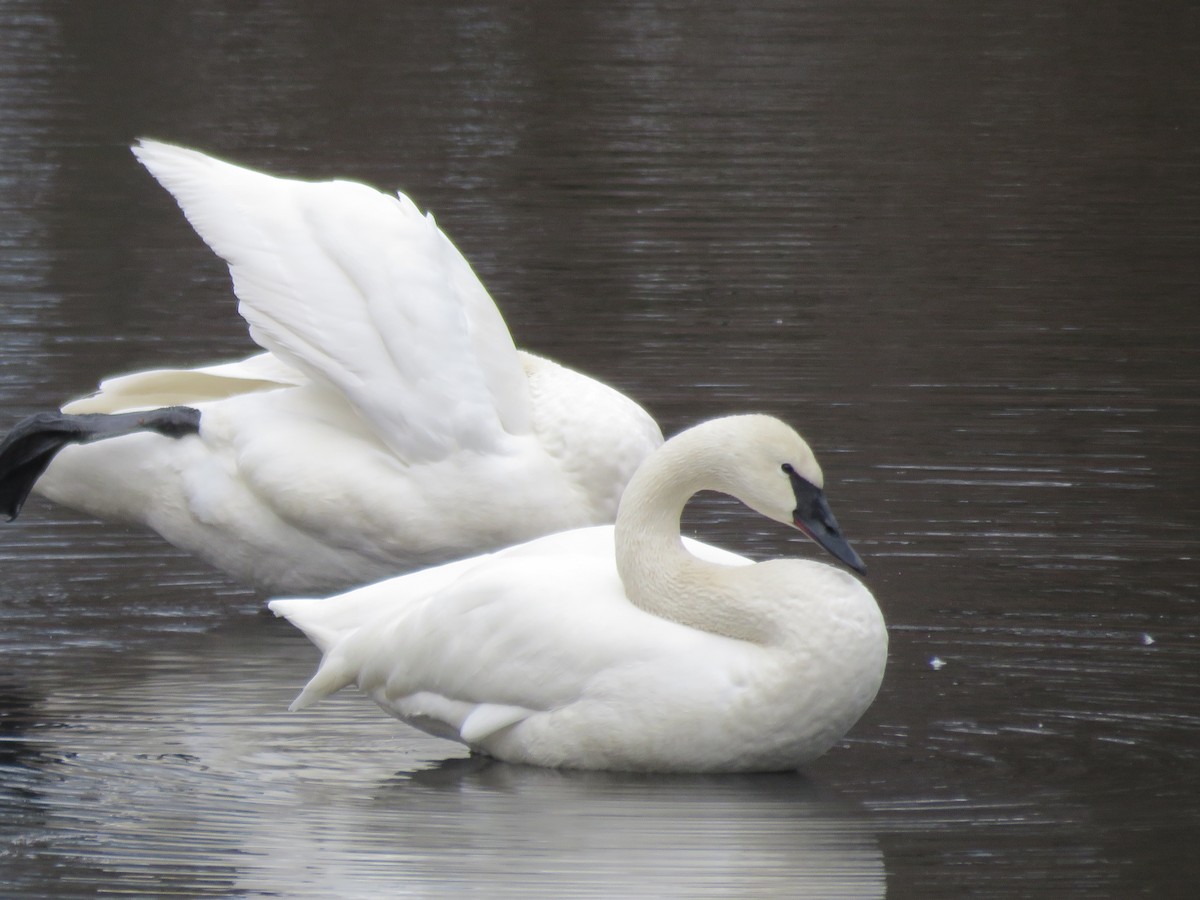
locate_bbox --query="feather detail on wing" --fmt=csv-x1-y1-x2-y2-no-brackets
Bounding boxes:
61,352,304,414
273,529,755,743
133,140,531,462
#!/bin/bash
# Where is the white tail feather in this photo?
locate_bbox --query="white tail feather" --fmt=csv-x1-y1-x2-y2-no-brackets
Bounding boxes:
269,597,360,709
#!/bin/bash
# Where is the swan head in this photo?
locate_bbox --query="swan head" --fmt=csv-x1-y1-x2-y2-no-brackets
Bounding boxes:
708,415,867,575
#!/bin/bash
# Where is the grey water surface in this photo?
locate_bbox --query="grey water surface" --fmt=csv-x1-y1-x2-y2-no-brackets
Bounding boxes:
1,1,1198,897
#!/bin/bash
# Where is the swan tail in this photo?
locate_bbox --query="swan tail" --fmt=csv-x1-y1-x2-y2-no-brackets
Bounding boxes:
269,597,360,711
288,661,357,712
0,408,200,520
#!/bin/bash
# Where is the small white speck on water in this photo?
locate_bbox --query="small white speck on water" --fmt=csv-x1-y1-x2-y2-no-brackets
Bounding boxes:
929,656,946,670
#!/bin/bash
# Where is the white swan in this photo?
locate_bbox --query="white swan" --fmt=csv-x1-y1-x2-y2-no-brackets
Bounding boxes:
271,415,887,773
0,141,661,593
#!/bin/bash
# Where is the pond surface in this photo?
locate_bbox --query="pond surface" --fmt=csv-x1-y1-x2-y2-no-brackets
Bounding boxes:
1,1,1198,896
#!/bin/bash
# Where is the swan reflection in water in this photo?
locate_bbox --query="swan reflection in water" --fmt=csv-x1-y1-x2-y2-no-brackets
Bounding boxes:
1,620,885,898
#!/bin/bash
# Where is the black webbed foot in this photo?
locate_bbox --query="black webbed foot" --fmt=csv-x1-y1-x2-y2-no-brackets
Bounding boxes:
0,406,201,520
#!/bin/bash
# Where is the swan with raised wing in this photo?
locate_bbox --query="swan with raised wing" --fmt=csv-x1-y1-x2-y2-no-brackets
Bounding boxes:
0,142,661,593
271,415,886,773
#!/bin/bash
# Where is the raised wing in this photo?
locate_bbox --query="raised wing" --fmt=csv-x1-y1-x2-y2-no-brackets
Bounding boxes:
133,140,531,462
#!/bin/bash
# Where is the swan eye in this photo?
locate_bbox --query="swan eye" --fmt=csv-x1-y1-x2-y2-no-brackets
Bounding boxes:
781,463,795,476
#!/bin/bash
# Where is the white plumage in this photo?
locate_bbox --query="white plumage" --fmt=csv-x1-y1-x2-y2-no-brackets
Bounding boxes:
10,142,661,592
272,415,887,773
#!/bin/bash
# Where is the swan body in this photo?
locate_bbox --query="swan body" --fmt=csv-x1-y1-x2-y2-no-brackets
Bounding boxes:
271,415,887,773
0,141,661,593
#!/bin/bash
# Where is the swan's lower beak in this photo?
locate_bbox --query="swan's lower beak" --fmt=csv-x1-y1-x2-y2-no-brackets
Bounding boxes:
792,489,867,575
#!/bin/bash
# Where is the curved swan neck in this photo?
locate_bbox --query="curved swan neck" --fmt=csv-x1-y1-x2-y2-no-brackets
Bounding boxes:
614,422,772,643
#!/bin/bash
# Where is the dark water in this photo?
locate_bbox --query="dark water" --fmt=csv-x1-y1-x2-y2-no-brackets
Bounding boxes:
1,1,1198,896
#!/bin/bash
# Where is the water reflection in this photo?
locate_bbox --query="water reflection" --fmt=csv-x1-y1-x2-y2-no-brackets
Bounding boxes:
2,0,1199,895
1,619,883,897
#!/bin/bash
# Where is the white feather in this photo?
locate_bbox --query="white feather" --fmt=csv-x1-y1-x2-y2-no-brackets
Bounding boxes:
22,142,661,593
272,416,888,773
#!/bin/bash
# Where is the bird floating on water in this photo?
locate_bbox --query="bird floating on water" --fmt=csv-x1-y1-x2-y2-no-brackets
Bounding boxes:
0,141,662,593
272,414,886,773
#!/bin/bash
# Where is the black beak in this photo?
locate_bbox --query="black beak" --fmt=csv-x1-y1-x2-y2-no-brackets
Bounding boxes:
788,470,867,575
